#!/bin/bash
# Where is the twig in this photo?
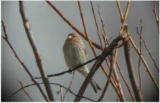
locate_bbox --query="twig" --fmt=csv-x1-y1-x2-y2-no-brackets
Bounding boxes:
129,36,159,90
19,1,54,101
116,64,135,101
62,72,75,101
18,81,34,101
90,1,103,48
116,0,131,25
1,21,48,101
136,20,143,91
46,1,102,50
116,0,124,23
123,0,131,24
58,86,63,101
153,1,159,28
136,24,158,72
9,82,96,102
78,1,96,53
98,49,118,101
74,35,126,101
97,5,108,45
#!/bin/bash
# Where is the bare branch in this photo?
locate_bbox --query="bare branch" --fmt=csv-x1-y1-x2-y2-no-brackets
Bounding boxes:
18,81,34,101
117,65,135,100
136,22,158,72
123,0,131,24
129,36,159,90
62,72,75,101
19,1,54,101
116,0,124,23
124,40,143,101
9,82,96,102
1,20,48,101
90,1,103,48
97,5,109,46
136,21,143,92
153,1,159,28
98,49,118,101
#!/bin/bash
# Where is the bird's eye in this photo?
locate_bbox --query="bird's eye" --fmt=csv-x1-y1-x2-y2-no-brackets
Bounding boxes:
68,35,73,39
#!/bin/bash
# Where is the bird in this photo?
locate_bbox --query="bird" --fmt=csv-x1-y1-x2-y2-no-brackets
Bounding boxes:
63,33,101,93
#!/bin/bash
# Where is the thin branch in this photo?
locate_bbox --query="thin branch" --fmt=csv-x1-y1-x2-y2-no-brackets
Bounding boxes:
90,1,103,48
74,35,126,101
77,1,96,54
122,0,131,24
121,25,143,101
57,86,63,101
62,72,75,101
46,1,102,50
19,1,54,101
116,64,135,101
1,20,48,101
136,24,159,72
97,5,108,45
129,36,159,90
98,49,118,101
116,0,124,23
136,21,143,92
153,1,159,28
9,82,96,102
18,81,34,101
116,0,131,25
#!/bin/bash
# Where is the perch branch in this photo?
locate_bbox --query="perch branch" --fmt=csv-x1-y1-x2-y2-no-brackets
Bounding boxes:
35,55,99,79
19,1,54,101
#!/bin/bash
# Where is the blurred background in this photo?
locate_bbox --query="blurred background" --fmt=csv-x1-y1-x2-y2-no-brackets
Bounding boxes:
2,1,159,101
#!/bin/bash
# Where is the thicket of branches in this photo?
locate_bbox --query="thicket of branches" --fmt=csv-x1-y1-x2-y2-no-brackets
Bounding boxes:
2,1,159,102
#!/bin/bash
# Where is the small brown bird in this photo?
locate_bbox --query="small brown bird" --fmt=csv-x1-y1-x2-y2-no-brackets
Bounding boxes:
63,33,101,93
